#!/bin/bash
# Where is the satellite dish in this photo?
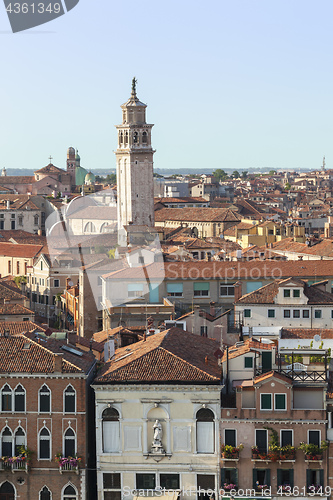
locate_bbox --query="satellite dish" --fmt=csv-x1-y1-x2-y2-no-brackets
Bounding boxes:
68,281,74,287
314,334,321,342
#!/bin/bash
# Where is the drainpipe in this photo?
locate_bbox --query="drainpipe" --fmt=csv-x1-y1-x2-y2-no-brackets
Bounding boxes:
226,347,229,395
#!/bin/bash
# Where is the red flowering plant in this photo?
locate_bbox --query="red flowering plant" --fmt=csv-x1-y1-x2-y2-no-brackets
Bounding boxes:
55,453,82,468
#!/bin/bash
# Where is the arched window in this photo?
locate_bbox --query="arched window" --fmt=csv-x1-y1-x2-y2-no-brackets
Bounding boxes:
0,481,15,499
83,222,96,233
34,215,39,225
102,407,120,453
133,131,138,144
1,385,12,412
40,486,51,500
142,131,147,144
64,428,76,457
14,427,25,455
14,385,25,412
196,408,215,454
64,385,76,413
39,427,51,459
124,131,128,146
119,131,123,145
39,385,51,413
1,427,13,457
63,484,77,500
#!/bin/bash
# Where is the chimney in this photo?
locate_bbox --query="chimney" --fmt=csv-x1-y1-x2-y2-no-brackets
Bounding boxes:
54,353,63,373
143,331,147,341
205,356,208,364
209,301,216,317
233,281,243,302
6,200,9,210
66,277,70,290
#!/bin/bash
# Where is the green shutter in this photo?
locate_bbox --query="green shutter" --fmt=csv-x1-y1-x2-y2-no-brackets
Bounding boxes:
320,469,324,487
290,469,294,489
253,469,257,489
277,469,281,487
261,394,272,410
221,468,225,487
231,469,238,487
266,469,271,487
306,470,311,489
194,282,210,291
275,394,286,410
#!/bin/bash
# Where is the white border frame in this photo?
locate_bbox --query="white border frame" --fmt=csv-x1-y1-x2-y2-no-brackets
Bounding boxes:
260,393,272,411
274,393,287,411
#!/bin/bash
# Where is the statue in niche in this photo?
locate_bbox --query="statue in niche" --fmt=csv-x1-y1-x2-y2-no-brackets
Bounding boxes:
151,419,165,454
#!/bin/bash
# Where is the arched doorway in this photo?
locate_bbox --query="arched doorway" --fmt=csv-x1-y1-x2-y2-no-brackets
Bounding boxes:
0,481,15,500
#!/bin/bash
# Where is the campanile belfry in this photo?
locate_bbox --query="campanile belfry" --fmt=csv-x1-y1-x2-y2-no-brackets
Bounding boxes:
115,78,155,239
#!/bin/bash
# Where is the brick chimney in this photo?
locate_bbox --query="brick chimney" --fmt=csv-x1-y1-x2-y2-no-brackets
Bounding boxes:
234,281,243,302
54,353,63,373
209,301,216,317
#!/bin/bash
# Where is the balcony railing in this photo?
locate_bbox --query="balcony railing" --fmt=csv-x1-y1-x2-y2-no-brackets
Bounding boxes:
59,462,79,474
0,459,28,473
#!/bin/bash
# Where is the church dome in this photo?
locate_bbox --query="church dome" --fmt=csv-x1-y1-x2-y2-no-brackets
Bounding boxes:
75,151,81,161
85,171,95,185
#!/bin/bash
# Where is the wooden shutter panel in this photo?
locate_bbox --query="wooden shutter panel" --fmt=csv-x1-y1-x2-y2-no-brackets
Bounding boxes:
277,469,281,487
290,469,294,489
221,468,225,487
231,468,238,487
320,469,324,486
306,469,311,489
266,469,271,487
253,469,257,489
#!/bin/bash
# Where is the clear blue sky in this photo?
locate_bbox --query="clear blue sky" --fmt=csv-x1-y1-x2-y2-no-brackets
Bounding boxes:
0,0,333,172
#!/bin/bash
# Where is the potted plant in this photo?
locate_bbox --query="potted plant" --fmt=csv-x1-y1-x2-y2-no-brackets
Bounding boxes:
224,483,237,492
299,442,322,459
221,444,243,459
268,444,280,462
251,445,259,458
281,444,295,460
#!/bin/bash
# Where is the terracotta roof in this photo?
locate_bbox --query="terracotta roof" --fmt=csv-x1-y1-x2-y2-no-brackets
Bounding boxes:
222,338,274,363
253,370,292,385
0,242,44,259
0,177,34,184
0,321,46,335
281,328,333,339
0,334,95,374
0,282,25,300
34,163,65,175
236,278,333,305
95,327,221,384
154,197,208,204
154,208,241,223
0,195,39,210
0,304,34,315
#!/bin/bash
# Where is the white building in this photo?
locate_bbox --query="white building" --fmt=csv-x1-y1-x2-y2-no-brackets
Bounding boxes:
235,277,333,330
92,328,222,500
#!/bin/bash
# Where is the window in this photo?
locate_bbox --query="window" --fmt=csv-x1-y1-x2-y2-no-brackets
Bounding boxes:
221,468,238,488
293,310,300,318
244,309,251,318
244,357,253,368
275,394,286,410
127,283,144,298
14,385,25,412
253,469,271,489
1,427,13,456
196,408,215,453
102,407,120,453
64,385,76,413
166,283,183,297
220,284,235,296
306,470,324,493
277,469,294,490
283,309,290,318
18,216,23,226
34,215,39,225
160,474,180,489
16,262,20,274
39,385,51,413
54,279,60,288
293,289,300,298
39,427,51,459
308,430,320,446
1,384,12,411
200,326,208,337
197,475,215,500
284,289,290,297
64,428,76,457
136,474,156,490
260,394,272,410
14,427,25,455
314,310,322,319
303,310,310,318
224,429,236,447
0,482,15,497
8,261,11,274
268,309,275,318
103,473,121,500
63,484,78,500
193,282,210,297
281,430,293,447
40,486,51,500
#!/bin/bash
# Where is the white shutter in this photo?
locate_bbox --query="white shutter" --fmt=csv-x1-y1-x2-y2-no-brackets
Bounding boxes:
197,421,214,453
103,421,120,452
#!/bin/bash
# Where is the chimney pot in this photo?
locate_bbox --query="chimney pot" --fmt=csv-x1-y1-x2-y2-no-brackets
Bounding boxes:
54,353,63,372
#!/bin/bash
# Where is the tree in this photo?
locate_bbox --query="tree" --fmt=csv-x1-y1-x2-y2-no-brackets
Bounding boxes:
269,170,277,176
232,170,240,179
285,182,291,190
213,169,228,181
241,171,248,179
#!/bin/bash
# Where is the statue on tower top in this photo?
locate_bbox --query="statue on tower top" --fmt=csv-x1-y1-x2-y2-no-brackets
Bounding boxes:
131,77,137,97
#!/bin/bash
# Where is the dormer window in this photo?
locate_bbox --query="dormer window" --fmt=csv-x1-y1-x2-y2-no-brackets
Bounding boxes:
293,289,300,298
284,289,290,297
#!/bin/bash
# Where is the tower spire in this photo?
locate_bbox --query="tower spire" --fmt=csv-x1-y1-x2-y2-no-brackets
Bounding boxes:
131,77,137,98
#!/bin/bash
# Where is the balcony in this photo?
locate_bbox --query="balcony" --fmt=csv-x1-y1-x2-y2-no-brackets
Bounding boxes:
251,447,295,463
0,458,28,473
277,349,328,385
59,462,79,474
221,445,242,462
56,456,81,474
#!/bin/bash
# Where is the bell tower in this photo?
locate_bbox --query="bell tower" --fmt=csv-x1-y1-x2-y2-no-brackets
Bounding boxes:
115,78,155,238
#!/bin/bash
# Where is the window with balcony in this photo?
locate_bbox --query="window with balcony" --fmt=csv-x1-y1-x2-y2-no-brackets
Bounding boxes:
308,430,320,446
64,428,76,457
14,427,25,455
224,429,236,447
281,430,293,447
255,429,268,453
1,427,13,456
